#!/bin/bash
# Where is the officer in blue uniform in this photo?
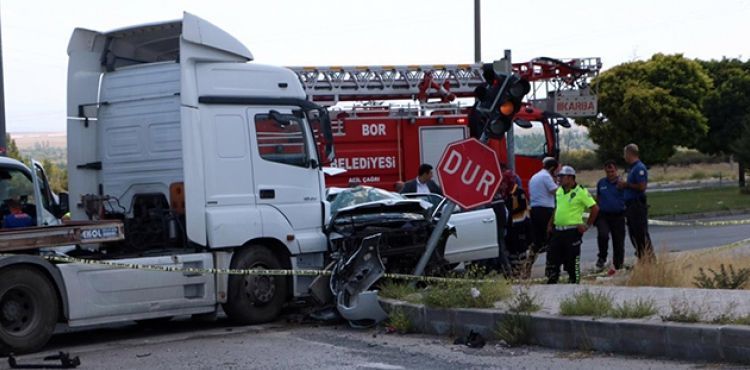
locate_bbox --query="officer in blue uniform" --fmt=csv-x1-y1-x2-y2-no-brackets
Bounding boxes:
618,143,654,261
595,160,626,271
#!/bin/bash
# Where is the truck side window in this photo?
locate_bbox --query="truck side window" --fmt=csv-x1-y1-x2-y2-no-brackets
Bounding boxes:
514,121,547,157
255,113,309,168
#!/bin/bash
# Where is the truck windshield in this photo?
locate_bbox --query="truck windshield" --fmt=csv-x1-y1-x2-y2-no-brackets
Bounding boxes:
0,168,37,227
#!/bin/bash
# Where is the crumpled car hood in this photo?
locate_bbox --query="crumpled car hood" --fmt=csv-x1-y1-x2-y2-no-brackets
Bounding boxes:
333,199,431,219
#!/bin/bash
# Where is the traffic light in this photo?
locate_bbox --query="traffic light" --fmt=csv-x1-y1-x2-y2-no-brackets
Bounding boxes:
475,63,531,139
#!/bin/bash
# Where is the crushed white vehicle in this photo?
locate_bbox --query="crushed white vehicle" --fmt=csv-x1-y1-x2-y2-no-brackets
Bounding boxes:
322,186,500,326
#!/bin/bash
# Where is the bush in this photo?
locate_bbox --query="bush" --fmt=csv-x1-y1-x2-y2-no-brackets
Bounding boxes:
689,171,708,180
666,150,729,166
508,288,541,313
661,297,704,323
386,308,412,334
610,298,658,319
560,149,601,171
423,279,511,309
625,252,679,288
422,266,511,309
559,290,613,317
693,264,750,289
495,313,532,347
378,280,420,302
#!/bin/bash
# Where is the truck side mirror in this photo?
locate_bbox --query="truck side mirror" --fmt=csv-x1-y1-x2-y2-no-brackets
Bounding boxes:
58,192,70,217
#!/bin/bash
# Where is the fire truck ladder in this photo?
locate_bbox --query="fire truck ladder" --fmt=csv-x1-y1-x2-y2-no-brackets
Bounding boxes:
288,57,601,106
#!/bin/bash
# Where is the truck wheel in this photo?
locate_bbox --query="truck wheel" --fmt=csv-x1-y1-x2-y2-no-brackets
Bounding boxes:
0,267,59,354
222,246,288,325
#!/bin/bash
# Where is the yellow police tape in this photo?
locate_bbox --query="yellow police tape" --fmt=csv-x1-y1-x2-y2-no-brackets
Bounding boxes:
34,254,607,284
38,254,498,285
12,229,749,286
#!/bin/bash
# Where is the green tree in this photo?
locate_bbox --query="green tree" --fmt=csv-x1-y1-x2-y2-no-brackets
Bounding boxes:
41,158,68,193
582,54,712,165
5,134,23,162
697,59,750,187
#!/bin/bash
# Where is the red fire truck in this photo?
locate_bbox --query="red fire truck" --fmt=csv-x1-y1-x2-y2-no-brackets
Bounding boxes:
288,57,601,190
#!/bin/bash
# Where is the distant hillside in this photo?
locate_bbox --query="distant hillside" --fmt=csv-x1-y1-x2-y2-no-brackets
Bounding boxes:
9,132,67,164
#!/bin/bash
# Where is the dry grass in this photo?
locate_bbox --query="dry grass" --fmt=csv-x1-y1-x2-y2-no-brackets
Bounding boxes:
575,162,738,188
625,250,680,288
622,244,750,289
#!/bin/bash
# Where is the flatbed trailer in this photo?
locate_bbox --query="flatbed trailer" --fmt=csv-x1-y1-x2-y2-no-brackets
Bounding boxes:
0,221,124,252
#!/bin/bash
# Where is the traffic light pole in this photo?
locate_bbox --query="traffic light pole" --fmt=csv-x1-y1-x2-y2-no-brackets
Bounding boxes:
502,49,515,172
474,0,481,63
412,200,456,279
0,9,6,156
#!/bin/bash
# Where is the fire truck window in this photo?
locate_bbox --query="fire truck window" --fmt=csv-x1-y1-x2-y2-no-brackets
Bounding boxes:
514,121,546,157
255,113,309,168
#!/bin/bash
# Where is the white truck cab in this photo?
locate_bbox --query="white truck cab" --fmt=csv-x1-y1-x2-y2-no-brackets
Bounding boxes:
0,13,333,354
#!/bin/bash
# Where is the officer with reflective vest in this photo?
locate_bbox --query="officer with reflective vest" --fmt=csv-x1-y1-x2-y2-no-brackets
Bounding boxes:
546,166,599,284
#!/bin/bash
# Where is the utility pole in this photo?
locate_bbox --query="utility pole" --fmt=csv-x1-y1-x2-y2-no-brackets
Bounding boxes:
503,49,515,172
0,7,7,156
474,0,481,63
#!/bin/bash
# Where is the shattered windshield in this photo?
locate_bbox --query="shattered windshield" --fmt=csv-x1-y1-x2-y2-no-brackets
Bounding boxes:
329,186,403,215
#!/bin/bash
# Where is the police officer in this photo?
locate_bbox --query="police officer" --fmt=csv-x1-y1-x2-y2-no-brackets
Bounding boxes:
547,166,599,284
595,160,626,272
618,143,654,261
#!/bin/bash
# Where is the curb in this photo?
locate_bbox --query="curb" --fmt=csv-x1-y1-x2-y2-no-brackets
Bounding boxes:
379,298,750,364
653,208,750,221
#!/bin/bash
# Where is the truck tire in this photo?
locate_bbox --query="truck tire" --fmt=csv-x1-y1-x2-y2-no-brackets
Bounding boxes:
222,246,288,324
0,267,59,354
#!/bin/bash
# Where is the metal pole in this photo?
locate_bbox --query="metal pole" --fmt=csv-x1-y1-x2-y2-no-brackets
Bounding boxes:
412,200,456,278
0,8,7,156
503,49,515,171
474,0,481,63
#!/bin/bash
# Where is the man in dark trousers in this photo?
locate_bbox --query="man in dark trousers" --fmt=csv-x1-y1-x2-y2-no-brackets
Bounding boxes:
618,143,654,261
400,163,443,195
595,160,626,273
547,166,599,284
527,157,559,271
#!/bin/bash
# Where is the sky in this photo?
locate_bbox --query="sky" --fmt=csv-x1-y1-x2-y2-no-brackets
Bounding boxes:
1,0,749,133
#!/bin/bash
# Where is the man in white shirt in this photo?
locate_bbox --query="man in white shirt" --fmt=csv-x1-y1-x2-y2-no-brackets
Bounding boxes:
400,164,443,195
527,157,559,271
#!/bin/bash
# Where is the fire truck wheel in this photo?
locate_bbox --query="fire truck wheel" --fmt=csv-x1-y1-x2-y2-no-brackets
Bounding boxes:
0,267,59,355
223,246,288,325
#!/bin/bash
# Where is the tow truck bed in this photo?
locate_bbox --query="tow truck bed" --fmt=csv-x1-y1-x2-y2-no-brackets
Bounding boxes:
0,221,124,252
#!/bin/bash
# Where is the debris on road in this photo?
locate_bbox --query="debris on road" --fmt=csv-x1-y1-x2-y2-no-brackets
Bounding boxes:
453,330,486,349
8,351,80,369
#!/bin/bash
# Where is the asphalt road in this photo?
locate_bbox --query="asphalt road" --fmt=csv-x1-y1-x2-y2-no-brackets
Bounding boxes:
534,214,750,268
8,319,722,370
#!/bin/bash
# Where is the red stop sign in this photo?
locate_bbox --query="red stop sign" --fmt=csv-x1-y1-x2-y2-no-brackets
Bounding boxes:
436,138,503,209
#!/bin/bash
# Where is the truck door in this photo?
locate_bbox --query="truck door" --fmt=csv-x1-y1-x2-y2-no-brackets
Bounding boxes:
418,126,468,185
249,107,326,254
30,160,59,226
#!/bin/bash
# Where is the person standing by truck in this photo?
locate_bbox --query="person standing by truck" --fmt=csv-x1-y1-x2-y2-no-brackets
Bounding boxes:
595,160,626,272
618,143,654,262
